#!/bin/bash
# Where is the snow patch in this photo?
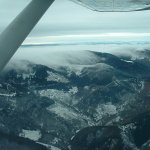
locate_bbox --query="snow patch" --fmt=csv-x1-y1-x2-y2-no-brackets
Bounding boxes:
39,89,71,102
121,129,139,150
39,87,78,104
47,102,94,125
140,81,145,91
0,92,16,97
51,146,61,150
51,137,60,145
19,129,41,141
94,103,117,121
37,142,61,150
69,86,78,94
47,103,78,120
47,71,69,83
121,59,134,63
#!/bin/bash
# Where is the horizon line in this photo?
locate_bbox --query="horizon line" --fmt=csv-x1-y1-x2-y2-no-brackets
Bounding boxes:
21,40,150,47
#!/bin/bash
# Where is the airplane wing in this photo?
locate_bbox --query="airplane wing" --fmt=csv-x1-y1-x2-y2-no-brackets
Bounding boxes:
70,0,150,12
0,0,54,72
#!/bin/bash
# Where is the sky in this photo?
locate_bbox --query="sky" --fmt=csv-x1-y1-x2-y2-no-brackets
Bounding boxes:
0,0,150,67
0,0,150,45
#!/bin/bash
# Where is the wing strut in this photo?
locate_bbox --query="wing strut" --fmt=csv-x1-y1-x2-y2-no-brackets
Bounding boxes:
0,0,54,71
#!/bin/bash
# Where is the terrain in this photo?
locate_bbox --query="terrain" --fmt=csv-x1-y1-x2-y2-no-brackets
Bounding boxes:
0,49,149,150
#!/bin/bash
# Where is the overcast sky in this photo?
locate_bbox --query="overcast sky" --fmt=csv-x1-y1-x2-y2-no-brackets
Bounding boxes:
0,0,150,67
0,0,150,43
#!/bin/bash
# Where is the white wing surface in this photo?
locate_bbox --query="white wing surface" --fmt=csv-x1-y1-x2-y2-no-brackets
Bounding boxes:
70,0,150,12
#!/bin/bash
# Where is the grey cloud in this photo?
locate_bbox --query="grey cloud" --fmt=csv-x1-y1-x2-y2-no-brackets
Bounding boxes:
0,0,150,36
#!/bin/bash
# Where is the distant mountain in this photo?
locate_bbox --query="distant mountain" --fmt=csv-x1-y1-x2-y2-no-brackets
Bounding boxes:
0,50,149,150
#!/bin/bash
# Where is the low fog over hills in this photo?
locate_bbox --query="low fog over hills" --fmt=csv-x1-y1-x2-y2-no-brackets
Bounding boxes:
0,45,150,150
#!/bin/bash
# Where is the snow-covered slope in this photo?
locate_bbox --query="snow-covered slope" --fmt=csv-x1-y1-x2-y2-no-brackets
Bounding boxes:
0,50,150,149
